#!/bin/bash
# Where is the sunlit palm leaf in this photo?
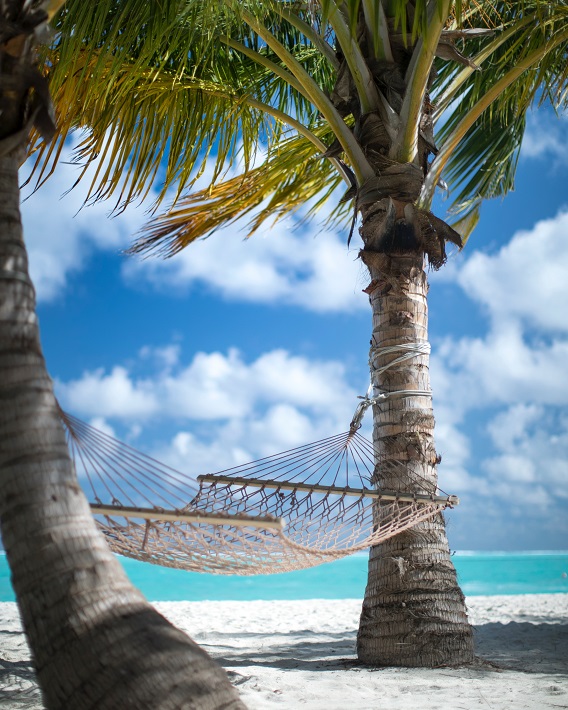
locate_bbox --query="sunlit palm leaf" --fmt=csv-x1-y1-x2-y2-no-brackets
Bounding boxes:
33,1,338,209
429,1,568,212
129,129,347,257
35,0,568,253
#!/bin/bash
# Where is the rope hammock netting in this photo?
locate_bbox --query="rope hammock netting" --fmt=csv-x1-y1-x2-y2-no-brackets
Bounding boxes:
61,399,458,576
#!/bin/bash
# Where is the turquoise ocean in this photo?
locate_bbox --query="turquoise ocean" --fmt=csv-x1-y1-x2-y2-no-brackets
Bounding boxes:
1,551,567,602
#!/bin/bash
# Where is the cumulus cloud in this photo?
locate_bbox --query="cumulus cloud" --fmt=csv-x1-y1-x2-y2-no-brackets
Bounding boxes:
163,428,253,477
58,346,356,424
157,403,333,476
124,217,366,313
430,210,568,528
455,211,568,333
521,109,568,164
436,325,568,412
485,404,568,499
118,137,367,314
60,366,159,418
139,344,182,370
87,417,117,439
22,134,366,312
21,137,147,303
56,346,359,473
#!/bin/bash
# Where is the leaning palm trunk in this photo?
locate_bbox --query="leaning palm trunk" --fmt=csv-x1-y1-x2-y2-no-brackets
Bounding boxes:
0,3,245,705
357,229,473,666
0,147,243,710
0,149,246,710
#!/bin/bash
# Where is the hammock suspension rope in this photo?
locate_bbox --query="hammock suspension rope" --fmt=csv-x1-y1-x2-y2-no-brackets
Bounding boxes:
61,341,457,575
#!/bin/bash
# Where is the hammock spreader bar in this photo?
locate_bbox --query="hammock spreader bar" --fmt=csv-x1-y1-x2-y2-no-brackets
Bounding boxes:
90,503,285,530
198,475,459,507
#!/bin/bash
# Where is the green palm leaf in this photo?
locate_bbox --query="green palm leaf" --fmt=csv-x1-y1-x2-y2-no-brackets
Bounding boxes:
424,1,568,218
31,1,340,210
34,0,568,251
129,128,347,257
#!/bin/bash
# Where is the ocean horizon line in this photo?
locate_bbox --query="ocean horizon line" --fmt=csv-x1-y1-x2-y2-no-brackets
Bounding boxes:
2,549,568,556
2,550,567,601
452,549,568,556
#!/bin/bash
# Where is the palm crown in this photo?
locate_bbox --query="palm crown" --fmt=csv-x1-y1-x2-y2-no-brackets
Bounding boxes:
33,1,568,260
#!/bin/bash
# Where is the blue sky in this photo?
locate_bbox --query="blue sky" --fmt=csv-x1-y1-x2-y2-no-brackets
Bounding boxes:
21,108,568,552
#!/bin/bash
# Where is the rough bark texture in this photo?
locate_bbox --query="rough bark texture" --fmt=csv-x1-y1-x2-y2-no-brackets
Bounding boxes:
356,210,474,667
0,147,246,710
0,4,247,703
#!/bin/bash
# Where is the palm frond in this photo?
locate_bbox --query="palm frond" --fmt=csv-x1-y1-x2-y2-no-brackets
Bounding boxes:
325,1,382,114
393,0,452,162
30,54,272,210
423,0,568,210
129,128,347,257
33,0,346,209
36,0,568,256
240,6,373,180
447,199,481,245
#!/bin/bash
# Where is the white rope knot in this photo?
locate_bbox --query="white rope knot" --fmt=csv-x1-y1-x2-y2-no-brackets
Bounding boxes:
351,342,432,431
370,342,431,375
349,389,381,433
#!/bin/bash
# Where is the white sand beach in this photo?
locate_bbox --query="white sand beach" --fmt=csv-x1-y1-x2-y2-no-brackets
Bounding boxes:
1,595,567,709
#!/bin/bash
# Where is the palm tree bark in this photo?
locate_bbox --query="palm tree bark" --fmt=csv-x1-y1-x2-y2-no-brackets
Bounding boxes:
0,147,246,710
356,223,474,665
0,4,246,707
0,145,246,710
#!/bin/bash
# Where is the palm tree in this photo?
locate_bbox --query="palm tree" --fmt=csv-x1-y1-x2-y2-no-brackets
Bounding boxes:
0,2,246,707
31,0,568,668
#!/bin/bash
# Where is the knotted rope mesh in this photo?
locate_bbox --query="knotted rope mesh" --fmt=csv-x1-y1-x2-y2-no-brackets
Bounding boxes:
62,410,458,575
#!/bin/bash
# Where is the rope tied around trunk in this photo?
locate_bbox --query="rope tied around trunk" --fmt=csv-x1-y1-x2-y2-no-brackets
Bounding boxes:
350,342,432,435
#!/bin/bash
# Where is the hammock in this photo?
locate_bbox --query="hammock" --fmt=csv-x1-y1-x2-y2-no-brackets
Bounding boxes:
62,410,458,575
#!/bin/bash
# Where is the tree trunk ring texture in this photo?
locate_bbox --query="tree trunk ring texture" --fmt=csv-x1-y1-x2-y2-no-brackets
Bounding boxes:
0,149,244,709
356,234,474,667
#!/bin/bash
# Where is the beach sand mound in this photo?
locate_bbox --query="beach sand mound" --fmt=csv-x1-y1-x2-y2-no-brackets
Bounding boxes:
1,594,567,709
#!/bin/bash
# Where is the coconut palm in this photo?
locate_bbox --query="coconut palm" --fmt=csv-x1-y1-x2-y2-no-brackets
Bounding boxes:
29,0,568,668
0,2,246,707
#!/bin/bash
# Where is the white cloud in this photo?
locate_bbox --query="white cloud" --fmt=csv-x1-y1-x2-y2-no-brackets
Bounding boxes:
485,404,568,498
57,347,356,426
124,218,367,313
22,136,367,313
21,138,148,303
158,403,329,475
139,344,181,370
484,454,536,484
60,366,158,418
116,135,367,314
455,211,568,332
57,345,361,478
165,428,253,476
486,404,542,451
436,324,568,411
521,109,568,163
87,417,116,439
430,210,568,518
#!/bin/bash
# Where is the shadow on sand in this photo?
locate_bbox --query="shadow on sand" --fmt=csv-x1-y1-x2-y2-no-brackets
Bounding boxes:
0,622,566,707
210,623,568,675
0,659,42,707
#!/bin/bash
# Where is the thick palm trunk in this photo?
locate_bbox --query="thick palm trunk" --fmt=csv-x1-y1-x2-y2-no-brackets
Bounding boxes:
0,151,246,708
1,4,244,705
356,222,474,666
